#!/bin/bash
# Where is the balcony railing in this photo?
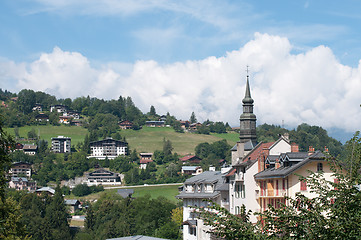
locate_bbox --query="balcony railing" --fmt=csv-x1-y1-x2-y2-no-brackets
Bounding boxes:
256,189,287,198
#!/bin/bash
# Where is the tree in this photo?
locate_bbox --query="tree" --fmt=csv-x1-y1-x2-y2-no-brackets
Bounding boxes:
190,111,197,124
163,138,173,157
72,184,91,197
149,105,156,116
27,128,37,140
45,185,71,239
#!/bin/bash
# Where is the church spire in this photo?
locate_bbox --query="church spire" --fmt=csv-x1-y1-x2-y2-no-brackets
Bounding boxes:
239,70,257,144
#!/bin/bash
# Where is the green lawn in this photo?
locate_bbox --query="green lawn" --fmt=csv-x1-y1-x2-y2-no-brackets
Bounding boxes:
4,125,238,155
5,125,88,146
69,184,182,204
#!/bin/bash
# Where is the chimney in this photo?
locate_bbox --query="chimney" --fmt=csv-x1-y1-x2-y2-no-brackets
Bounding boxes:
291,143,299,152
275,158,280,169
324,146,329,152
308,146,315,155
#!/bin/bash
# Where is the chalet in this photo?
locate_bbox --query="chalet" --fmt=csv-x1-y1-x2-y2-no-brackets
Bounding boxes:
23,144,38,155
65,199,81,213
59,115,72,124
145,121,165,127
50,104,68,113
139,153,153,169
88,138,128,160
9,162,32,178
51,136,71,153
15,143,24,150
63,111,80,119
71,119,83,127
32,104,43,112
181,166,203,176
179,121,190,129
35,113,49,122
36,187,55,196
8,177,36,191
86,168,121,186
179,155,202,164
119,120,133,129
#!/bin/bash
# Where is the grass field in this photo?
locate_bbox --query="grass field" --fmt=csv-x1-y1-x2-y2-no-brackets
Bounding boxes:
68,184,182,204
4,125,88,146
5,125,238,155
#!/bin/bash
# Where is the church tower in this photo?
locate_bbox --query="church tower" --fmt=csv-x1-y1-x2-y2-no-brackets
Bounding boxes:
239,74,257,145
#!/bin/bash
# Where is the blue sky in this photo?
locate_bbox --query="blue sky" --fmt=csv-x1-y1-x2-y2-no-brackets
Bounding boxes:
0,0,360,140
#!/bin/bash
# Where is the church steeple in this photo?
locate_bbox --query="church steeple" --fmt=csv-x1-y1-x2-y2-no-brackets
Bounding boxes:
239,73,257,144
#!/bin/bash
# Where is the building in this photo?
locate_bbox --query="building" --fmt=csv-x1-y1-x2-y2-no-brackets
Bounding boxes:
119,120,133,129
8,177,36,191
179,155,202,164
59,115,72,124
51,136,71,153
35,113,49,122
181,166,203,176
139,153,153,169
23,144,38,155
50,104,68,113
88,138,128,160
9,162,32,178
145,121,165,127
32,104,43,112
86,169,121,186
65,199,81,213
177,170,230,240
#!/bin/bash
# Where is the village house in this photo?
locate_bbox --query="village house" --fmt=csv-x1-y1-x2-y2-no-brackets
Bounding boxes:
64,199,81,213
51,136,71,153
119,120,133,129
9,162,32,178
88,137,128,160
179,155,202,164
86,168,121,186
8,177,37,191
23,144,38,155
35,113,49,122
50,104,68,113
181,166,203,176
139,153,153,169
32,103,43,112
145,121,165,127
36,187,55,196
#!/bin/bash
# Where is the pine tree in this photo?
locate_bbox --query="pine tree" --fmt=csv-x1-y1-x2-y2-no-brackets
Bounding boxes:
190,111,197,123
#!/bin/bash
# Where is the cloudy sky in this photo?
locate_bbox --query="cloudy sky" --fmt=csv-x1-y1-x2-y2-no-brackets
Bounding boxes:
0,0,360,140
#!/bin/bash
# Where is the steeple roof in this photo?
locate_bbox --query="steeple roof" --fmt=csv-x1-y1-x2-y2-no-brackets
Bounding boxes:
242,75,254,104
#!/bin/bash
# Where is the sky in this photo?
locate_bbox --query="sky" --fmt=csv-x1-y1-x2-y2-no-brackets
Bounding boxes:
0,0,360,141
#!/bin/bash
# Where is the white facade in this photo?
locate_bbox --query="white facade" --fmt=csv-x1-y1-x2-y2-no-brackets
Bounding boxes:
88,138,128,160
51,136,71,153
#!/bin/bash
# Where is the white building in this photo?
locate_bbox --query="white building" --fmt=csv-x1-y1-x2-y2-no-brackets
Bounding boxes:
177,170,229,240
86,169,121,186
9,162,32,178
88,138,128,160
51,136,71,153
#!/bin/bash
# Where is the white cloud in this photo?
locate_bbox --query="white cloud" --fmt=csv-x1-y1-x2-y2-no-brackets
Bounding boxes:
1,33,361,132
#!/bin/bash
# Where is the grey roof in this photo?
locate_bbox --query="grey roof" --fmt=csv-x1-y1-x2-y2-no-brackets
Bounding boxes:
182,219,197,227
65,199,80,205
177,171,225,199
284,152,309,160
106,236,169,240
215,183,229,191
182,166,200,171
117,189,134,198
244,140,256,151
254,151,325,179
266,155,279,164
231,144,238,151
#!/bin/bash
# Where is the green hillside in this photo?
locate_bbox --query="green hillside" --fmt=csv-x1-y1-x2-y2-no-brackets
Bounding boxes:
5,125,237,155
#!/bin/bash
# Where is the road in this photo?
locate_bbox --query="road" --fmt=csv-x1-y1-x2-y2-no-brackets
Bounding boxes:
103,182,183,190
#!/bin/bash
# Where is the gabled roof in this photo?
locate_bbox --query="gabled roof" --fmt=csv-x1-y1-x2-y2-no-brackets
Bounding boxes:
36,187,55,194
182,166,201,171
11,162,31,167
11,177,28,182
23,144,38,150
140,159,153,164
254,151,326,180
65,199,80,205
179,155,201,162
234,141,274,167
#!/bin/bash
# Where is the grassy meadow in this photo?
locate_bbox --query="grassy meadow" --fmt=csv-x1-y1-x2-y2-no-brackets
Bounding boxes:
5,125,238,155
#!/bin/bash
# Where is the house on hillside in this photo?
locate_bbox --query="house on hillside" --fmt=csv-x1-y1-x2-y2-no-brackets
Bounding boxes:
36,187,55,196
50,104,68,113
51,136,71,153
35,113,49,122
179,155,202,164
119,120,133,129
139,153,153,169
9,177,36,191
181,166,203,176
9,162,32,178
86,169,121,186
88,138,128,160
65,199,81,213
23,144,38,155
32,104,43,112
145,121,165,127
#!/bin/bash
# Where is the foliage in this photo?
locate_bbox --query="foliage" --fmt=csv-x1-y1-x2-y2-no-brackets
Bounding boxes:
189,112,197,124
72,184,104,197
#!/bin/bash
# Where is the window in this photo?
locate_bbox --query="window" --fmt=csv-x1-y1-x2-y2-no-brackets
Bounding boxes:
235,206,240,215
235,184,240,198
240,184,246,198
276,180,279,196
300,180,307,191
317,163,323,172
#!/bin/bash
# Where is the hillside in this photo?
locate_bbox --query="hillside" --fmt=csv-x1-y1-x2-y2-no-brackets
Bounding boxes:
5,125,238,155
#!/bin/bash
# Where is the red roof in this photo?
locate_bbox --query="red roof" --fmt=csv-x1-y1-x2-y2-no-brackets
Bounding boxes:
225,168,236,177
140,159,153,164
179,155,197,161
242,142,274,163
